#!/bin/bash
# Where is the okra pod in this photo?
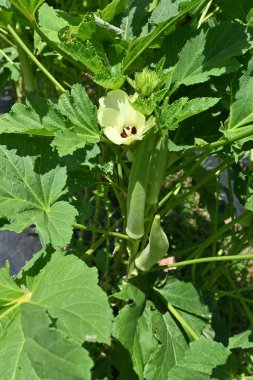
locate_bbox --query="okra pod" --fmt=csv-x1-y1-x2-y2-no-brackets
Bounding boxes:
126,132,154,240
135,214,169,271
146,132,168,209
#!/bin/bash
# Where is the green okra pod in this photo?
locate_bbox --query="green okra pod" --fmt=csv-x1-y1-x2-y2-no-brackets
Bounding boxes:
135,214,169,271
126,131,154,240
146,132,168,209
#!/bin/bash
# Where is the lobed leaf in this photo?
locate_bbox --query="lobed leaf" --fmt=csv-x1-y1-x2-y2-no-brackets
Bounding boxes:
0,146,77,248
0,84,100,156
0,253,112,378
159,97,219,131
171,23,251,88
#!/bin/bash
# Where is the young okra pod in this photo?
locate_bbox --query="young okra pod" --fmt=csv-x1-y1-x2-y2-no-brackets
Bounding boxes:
146,131,168,209
126,131,154,240
135,214,169,271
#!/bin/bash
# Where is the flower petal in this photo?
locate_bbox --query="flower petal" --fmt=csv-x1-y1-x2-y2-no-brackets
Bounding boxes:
103,126,125,145
100,90,134,116
98,107,122,129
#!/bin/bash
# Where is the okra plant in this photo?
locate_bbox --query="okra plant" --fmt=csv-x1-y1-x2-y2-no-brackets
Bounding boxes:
0,0,253,378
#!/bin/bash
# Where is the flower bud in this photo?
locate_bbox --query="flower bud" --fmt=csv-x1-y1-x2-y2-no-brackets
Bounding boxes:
127,68,160,97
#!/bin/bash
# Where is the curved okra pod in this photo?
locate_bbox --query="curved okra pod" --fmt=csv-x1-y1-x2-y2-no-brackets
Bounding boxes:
135,214,169,271
146,132,168,209
126,131,154,240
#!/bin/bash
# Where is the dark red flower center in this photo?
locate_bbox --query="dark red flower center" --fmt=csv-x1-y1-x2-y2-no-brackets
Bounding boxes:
120,125,137,138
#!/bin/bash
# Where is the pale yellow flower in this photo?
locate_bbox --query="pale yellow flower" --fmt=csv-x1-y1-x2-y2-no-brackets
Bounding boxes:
98,90,155,145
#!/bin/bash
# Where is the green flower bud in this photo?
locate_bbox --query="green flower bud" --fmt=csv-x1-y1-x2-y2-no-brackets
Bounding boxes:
127,68,161,97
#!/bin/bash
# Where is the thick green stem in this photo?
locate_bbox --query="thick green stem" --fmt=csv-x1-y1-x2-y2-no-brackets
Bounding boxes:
7,24,65,94
16,43,36,94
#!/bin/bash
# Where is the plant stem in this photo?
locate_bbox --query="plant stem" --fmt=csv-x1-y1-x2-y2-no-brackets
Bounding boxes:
167,302,199,341
73,223,129,240
152,253,253,271
7,24,65,94
16,43,36,94
211,173,220,256
200,126,253,150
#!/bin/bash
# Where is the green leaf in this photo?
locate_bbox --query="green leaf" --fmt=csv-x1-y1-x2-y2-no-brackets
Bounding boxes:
149,0,189,24
0,253,112,378
228,73,253,130
0,314,39,380
112,283,147,379
28,252,113,344
122,0,202,71
0,7,13,28
94,63,126,89
59,39,107,73
159,97,220,130
156,277,208,317
171,23,250,88
166,339,230,379
21,304,93,379
133,88,167,115
8,0,44,20
52,83,100,155
0,252,112,380
120,0,152,39
112,283,201,379
0,266,24,302
0,96,61,136
228,330,253,350
60,15,96,42
0,146,77,248
0,84,100,156
37,3,72,43
144,311,188,379
100,0,131,22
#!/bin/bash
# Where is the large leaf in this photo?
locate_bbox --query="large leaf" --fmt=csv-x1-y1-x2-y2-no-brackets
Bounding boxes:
22,305,93,379
0,84,100,156
155,277,208,317
166,339,230,380
27,252,113,343
159,97,220,130
112,283,148,379
0,253,112,378
8,0,44,20
0,146,77,248
122,0,202,71
144,311,188,380
170,22,251,89
112,283,195,379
